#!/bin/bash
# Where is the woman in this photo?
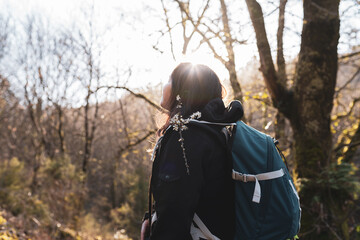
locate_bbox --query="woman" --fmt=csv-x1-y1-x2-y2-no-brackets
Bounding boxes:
141,63,244,240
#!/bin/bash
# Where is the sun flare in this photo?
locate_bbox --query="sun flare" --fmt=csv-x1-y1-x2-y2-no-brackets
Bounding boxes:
177,51,217,68
170,50,227,81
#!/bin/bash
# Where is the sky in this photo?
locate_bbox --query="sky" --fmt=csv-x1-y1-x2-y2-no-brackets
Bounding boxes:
0,0,294,87
0,0,358,94
1,0,176,89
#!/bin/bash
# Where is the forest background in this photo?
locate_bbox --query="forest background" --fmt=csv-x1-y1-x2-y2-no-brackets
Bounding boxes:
0,0,359,239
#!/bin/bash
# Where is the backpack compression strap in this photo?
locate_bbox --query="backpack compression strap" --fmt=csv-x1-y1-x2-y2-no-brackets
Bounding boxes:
232,169,285,203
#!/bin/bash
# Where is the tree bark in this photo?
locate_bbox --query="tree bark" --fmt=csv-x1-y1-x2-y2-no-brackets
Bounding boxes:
245,0,292,116
292,0,339,176
276,0,287,85
275,0,287,143
220,0,243,101
246,0,340,238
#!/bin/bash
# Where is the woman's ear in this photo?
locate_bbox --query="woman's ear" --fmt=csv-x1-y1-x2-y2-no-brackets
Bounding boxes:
161,81,173,110
221,85,227,98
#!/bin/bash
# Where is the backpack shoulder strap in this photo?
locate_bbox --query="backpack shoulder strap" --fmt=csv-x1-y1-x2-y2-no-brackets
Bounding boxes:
189,119,236,144
189,119,237,127
193,213,220,240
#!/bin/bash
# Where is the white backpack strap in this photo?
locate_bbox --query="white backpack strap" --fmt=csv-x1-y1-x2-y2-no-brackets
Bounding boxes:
190,223,207,239
232,169,284,203
151,212,158,224
189,119,236,126
192,213,220,240
151,212,219,240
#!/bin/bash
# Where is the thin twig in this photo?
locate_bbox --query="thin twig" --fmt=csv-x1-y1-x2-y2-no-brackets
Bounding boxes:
334,97,360,120
174,0,227,65
116,129,157,158
96,85,164,112
161,0,176,60
335,68,360,97
338,51,360,60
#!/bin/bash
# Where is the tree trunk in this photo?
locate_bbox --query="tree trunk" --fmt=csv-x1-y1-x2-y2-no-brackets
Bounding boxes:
83,94,90,173
275,112,286,141
275,0,287,143
291,0,340,238
220,0,243,101
227,63,243,101
246,0,340,238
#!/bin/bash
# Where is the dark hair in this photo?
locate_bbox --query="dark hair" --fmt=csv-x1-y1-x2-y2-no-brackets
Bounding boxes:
158,62,225,135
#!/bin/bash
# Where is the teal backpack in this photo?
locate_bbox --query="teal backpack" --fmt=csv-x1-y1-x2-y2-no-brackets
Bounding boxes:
230,121,301,240
189,119,301,239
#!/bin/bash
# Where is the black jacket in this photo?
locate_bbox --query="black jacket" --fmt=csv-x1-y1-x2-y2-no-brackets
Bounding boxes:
149,98,244,240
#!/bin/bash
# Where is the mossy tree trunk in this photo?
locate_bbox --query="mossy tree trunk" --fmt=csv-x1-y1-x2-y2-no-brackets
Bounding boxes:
245,0,340,238
291,2,339,238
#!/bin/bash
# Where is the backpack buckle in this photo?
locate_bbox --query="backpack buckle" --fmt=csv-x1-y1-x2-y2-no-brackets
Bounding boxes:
242,174,247,182
233,170,249,182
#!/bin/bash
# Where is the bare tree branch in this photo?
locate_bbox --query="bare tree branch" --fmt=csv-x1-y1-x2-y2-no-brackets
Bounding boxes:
338,50,360,60
38,66,67,155
245,0,289,112
333,97,360,120
175,0,227,65
174,0,210,55
219,0,243,100
161,0,177,60
96,85,164,112
275,0,288,141
335,68,360,97
343,120,360,163
219,0,233,62
200,22,224,44
119,98,131,145
116,129,157,159
276,0,287,84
